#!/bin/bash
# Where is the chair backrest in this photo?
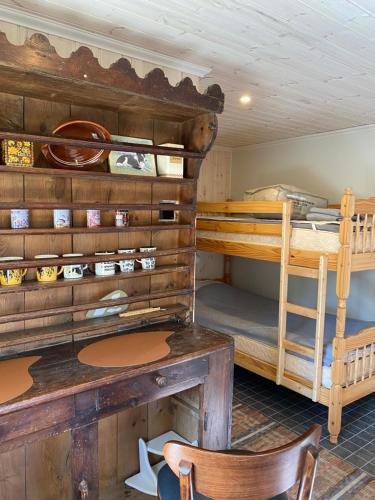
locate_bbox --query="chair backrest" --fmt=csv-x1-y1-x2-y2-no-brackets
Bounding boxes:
163,424,321,500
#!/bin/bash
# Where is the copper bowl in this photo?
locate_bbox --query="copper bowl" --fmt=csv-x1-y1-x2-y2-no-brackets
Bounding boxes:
41,120,111,169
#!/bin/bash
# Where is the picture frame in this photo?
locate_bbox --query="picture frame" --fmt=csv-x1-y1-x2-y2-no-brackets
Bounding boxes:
109,135,156,176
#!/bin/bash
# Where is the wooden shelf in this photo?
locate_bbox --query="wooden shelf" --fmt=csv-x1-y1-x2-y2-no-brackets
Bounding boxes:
0,131,204,159
0,287,193,324
0,165,194,184
0,303,189,350
0,202,194,211
0,246,195,270
0,224,192,236
0,264,190,294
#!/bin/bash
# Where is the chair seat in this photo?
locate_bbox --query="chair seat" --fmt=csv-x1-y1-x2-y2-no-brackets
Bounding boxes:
158,464,209,500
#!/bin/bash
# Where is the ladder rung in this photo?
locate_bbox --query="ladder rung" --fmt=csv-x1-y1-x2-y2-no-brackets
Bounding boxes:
287,265,319,279
285,303,317,319
283,339,315,359
281,376,313,398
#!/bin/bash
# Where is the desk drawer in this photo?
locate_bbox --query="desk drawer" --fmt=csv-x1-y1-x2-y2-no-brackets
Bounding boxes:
98,356,208,412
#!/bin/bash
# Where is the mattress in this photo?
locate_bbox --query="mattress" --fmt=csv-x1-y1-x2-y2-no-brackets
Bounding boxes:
197,216,372,253
195,282,375,388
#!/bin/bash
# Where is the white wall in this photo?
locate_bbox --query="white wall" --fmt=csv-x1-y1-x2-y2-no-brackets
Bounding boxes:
231,125,375,320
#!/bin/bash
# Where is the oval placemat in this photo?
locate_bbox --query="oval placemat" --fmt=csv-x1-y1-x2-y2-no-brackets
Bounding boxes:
78,330,173,368
0,355,41,405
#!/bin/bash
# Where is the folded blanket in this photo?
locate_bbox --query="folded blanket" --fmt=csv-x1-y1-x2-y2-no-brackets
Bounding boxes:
306,207,341,221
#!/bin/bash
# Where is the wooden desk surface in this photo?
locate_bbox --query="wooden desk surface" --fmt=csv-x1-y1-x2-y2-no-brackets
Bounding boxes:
0,323,233,499
0,323,232,417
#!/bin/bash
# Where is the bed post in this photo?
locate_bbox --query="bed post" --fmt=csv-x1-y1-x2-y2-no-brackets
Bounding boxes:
276,200,293,385
329,188,354,443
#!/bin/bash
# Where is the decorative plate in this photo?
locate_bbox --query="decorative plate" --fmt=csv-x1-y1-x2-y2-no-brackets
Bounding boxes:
86,289,128,319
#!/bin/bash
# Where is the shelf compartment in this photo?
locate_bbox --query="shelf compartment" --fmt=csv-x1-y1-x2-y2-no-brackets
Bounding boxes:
0,246,195,270
0,303,189,351
0,224,193,236
0,131,205,159
0,165,195,184
0,202,194,211
0,287,193,325
0,264,190,294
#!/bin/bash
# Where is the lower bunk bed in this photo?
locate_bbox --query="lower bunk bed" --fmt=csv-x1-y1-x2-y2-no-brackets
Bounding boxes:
196,280,375,440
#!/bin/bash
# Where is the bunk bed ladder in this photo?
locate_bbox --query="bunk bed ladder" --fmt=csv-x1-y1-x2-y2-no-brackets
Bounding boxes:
277,255,328,402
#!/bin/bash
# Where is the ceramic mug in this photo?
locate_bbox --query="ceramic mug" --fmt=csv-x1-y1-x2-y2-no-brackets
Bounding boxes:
136,246,157,271
87,209,101,228
0,257,27,286
117,248,136,273
62,253,88,279
94,252,116,276
53,209,71,229
11,209,29,229
35,254,64,282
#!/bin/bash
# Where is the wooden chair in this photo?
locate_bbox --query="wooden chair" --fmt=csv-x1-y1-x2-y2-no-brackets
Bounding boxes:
158,424,321,500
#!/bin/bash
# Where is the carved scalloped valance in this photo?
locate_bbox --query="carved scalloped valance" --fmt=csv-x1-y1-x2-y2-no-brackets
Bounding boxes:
0,32,224,120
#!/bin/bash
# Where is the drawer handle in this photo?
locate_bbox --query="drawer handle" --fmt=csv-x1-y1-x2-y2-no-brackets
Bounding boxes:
155,375,168,387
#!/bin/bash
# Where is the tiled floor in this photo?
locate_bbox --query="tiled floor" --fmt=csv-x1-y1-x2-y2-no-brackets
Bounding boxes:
233,366,375,477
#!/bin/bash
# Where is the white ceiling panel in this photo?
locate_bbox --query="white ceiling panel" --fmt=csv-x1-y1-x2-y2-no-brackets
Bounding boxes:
1,0,375,147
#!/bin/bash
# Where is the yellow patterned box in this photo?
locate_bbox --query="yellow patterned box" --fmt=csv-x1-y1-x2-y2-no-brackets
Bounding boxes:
2,139,34,167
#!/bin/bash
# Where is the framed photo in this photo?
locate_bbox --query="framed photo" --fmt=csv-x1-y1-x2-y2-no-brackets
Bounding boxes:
109,135,156,176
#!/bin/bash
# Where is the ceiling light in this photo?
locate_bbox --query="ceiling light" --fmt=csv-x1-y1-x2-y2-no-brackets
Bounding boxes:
239,94,252,105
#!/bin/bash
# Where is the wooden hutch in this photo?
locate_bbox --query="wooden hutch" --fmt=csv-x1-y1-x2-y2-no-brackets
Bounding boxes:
0,33,233,499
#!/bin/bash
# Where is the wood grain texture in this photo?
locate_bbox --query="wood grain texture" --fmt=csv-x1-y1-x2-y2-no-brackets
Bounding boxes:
163,425,321,499
0,447,26,500
26,432,72,500
0,32,223,121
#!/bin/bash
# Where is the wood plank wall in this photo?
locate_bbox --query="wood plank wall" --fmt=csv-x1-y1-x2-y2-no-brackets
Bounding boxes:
197,148,232,280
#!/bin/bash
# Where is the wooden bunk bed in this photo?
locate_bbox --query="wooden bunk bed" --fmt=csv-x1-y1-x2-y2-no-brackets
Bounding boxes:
196,188,375,443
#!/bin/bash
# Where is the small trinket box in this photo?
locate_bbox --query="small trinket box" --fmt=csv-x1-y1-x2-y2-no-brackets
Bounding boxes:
2,139,34,167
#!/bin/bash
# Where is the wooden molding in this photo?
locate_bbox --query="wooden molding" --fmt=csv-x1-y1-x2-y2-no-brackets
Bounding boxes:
0,31,224,118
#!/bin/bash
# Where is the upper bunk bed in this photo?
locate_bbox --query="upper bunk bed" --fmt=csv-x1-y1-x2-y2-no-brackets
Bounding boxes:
197,188,375,272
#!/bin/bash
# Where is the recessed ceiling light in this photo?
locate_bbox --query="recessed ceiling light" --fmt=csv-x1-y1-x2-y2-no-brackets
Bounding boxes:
239,94,252,105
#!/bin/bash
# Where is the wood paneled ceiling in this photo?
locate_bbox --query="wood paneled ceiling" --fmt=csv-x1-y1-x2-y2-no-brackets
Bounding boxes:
2,0,375,147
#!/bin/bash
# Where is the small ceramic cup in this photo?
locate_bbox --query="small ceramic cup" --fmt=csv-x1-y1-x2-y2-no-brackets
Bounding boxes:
62,253,88,279
11,209,29,229
94,252,116,276
136,246,157,271
87,209,101,228
53,209,71,229
35,254,64,282
117,248,136,273
0,256,27,286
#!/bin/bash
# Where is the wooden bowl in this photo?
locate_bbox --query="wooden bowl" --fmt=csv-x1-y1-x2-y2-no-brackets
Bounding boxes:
41,120,111,169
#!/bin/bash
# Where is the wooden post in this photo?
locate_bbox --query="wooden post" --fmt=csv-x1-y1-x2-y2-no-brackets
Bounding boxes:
199,346,233,450
72,422,99,500
223,255,231,284
276,201,293,385
329,188,354,443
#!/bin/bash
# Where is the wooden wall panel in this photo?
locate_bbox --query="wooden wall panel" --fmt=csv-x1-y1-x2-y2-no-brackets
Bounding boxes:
196,147,232,280
0,448,26,500
25,433,72,500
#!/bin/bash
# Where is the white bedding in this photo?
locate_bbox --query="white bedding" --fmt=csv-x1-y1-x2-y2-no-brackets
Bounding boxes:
197,216,372,253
